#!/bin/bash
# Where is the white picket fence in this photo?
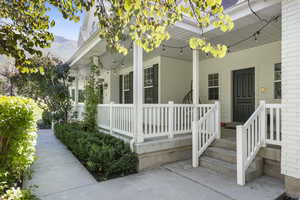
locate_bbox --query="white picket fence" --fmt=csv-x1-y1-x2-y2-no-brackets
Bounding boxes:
192,102,220,167
73,102,215,141
236,101,282,185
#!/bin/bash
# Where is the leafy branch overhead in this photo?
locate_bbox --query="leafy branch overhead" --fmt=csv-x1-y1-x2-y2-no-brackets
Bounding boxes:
96,0,234,58
0,0,94,72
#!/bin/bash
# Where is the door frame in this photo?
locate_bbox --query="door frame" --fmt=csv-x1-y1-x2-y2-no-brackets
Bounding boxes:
231,67,256,123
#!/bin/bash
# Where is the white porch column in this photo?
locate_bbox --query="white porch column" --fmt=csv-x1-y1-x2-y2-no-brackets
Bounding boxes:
74,69,79,111
281,0,300,197
133,44,144,143
193,49,200,121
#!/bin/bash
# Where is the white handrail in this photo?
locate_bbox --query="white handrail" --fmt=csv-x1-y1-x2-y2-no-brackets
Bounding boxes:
192,101,220,168
236,101,283,185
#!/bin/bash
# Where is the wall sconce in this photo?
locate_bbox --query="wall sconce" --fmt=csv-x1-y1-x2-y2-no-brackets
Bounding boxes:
260,87,267,93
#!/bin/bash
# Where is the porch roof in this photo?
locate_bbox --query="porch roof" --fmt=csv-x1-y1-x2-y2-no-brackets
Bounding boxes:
68,0,281,70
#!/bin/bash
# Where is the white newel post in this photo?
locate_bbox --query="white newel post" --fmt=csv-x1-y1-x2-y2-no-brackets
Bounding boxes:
133,44,144,143
236,125,246,185
260,100,266,147
109,102,114,134
215,101,221,139
168,101,174,139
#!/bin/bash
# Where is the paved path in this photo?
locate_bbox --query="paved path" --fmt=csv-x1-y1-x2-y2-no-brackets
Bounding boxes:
25,129,97,198
26,129,284,200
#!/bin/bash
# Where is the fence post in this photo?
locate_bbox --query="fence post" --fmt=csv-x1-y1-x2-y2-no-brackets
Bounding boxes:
109,102,114,135
192,121,199,168
236,125,246,185
260,100,267,147
215,101,221,139
168,101,174,139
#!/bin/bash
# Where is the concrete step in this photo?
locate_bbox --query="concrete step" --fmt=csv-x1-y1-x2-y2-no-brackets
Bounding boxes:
264,159,284,181
199,156,263,182
211,139,236,151
205,147,236,164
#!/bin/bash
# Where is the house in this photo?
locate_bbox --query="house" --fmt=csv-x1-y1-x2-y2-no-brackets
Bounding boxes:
68,0,300,198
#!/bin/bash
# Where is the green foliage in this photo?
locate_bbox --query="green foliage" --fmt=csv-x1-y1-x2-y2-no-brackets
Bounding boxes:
83,65,103,131
96,0,234,57
0,96,42,199
0,0,94,72
13,56,74,123
54,122,138,181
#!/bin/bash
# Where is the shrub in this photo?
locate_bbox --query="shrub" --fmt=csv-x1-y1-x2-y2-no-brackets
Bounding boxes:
54,122,138,181
0,96,42,199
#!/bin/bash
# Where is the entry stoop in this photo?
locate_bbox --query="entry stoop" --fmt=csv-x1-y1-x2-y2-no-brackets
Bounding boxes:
199,138,264,182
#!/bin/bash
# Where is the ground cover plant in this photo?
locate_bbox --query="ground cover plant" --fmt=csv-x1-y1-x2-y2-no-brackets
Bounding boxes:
54,122,138,181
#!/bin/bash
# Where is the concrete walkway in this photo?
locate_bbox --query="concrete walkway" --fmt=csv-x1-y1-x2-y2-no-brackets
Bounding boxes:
26,130,284,200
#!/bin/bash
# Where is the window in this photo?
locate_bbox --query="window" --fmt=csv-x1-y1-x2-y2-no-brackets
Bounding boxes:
274,63,281,99
124,74,130,91
123,74,132,103
208,73,219,100
78,89,85,103
144,67,153,87
71,89,75,101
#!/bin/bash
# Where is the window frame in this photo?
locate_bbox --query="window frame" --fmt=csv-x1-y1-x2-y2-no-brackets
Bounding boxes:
208,73,219,100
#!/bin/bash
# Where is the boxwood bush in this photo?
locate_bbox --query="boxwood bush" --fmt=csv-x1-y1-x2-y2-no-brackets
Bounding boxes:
54,122,138,181
0,96,42,199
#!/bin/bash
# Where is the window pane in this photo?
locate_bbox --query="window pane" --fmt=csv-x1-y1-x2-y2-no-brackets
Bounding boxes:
274,63,281,81
208,88,219,100
78,90,85,102
145,88,153,103
208,73,219,87
274,81,281,99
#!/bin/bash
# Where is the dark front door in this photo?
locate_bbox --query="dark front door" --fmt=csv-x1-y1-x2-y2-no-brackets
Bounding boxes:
233,68,255,122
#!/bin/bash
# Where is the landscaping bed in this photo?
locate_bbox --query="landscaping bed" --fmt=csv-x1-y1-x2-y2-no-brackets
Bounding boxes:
54,122,138,181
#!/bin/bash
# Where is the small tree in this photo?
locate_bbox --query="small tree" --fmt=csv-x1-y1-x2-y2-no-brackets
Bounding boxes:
83,64,102,132
14,56,74,123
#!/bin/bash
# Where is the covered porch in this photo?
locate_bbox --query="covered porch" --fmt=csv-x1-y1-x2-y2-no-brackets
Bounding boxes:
71,0,284,187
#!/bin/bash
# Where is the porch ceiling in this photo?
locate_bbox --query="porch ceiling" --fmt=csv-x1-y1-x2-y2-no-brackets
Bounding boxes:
72,1,281,70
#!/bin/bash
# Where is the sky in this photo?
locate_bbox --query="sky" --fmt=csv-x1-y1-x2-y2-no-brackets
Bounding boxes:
47,5,84,41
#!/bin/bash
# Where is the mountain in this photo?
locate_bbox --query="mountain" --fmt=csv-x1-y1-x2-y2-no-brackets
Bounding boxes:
0,35,77,68
41,35,78,61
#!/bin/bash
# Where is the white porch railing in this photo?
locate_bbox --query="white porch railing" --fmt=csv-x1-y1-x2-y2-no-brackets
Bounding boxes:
266,104,282,146
73,102,215,141
236,101,282,185
192,102,220,167
143,103,215,139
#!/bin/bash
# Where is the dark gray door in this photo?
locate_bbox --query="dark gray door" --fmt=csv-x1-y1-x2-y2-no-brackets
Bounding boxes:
233,68,255,122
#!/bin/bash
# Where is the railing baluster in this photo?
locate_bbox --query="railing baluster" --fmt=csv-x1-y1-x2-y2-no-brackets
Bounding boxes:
276,107,280,142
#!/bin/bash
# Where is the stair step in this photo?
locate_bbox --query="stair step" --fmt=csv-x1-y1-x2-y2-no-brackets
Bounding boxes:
205,147,236,164
211,139,236,151
200,156,263,182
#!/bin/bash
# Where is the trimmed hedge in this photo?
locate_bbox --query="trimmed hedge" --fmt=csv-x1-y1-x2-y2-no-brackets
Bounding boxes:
0,96,42,200
54,122,138,181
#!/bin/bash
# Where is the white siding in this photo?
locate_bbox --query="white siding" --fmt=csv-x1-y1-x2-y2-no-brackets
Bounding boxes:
281,0,300,179
160,56,192,103
198,41,281,122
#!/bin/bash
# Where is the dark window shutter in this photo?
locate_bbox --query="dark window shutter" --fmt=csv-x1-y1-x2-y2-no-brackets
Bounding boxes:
119,75,123,103
153,64,159,103
129,72,133,103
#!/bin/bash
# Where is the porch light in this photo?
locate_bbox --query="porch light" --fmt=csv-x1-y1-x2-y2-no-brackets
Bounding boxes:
162,45,166,51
